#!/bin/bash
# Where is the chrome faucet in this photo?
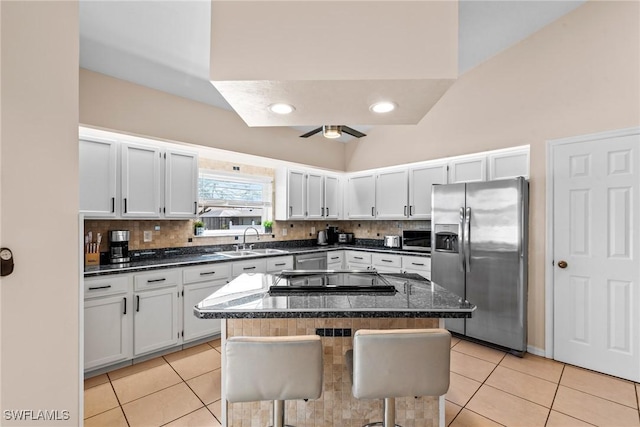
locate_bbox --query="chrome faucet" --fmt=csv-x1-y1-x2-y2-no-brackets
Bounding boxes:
241,227,260,250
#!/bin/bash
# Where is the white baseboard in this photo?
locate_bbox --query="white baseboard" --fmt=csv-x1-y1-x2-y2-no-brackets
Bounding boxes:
527,345,546,357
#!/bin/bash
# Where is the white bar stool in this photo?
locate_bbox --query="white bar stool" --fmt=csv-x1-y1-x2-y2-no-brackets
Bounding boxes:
225,335,323,427
346,328,451,427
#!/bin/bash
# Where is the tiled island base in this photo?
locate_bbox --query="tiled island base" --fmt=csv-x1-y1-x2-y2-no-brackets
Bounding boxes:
224,317,442,427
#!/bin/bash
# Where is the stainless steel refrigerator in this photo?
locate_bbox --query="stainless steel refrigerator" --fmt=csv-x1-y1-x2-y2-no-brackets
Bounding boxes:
431,177,528,353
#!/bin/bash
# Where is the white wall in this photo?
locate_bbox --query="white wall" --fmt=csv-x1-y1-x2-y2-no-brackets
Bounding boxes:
1,2,80,424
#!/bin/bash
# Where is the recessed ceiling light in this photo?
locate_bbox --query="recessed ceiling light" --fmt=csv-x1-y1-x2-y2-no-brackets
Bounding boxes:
370,101,397,113
268,103,295,114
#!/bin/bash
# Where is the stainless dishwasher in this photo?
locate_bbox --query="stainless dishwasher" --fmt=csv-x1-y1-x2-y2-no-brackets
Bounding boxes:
294,252,327,270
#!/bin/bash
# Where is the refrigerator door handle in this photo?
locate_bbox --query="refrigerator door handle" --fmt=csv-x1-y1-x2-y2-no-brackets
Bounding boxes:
465,207,471,272
458,207,465,272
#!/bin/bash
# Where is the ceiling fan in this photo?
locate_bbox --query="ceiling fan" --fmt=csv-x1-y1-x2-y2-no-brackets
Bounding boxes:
299,125,367,139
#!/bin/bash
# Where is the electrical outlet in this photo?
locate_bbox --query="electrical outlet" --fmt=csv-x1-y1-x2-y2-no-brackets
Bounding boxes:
143,231,152,242
154,225,161,231
282,228,287,236
311,226,316,234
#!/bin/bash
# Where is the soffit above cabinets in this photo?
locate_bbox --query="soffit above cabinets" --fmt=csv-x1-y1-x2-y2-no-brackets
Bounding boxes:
209,1,458,127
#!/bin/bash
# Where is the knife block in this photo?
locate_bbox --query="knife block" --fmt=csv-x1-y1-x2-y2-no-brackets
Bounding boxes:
85,252,99,267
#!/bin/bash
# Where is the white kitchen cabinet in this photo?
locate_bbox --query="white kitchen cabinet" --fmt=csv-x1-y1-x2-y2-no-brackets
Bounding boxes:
266,256,294,273
306,172,324,219
164,149,198,218
183,281,225,342
121,142,162,218
488,148,530,180
347,173,376,219
133,269,181,356
275,169,306,220
448,155,487,183
408,162,448,219
324,174,341,219
371,253,402,274
376,169,409,219
402,255,431,279
232,259,267,278
327,251,344,269
346,251,372,270
79,138,118,217
84,275,131,371
182,263,231,342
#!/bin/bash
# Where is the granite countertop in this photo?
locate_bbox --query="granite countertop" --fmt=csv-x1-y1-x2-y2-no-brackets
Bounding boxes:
194,272,474,319
83,243,431,277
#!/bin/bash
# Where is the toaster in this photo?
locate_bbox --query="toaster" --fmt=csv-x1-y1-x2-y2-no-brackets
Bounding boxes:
338,233,354,244
383,235,401,248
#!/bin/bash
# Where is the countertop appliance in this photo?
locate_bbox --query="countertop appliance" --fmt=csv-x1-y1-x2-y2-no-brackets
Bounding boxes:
109,230,130,264
317,230,328,245
401,229,431,252
338,233,354,244
326,226,340,245
294,252,327,270
383,235,401,248
431,177,528,353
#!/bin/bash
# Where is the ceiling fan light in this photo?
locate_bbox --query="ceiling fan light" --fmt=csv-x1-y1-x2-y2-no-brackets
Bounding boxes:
323,125,342,139
268,103,295,114
370,101,396,113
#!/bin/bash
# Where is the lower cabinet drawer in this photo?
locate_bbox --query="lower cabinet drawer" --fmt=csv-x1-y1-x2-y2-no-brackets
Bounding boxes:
183,263,231,284
266,256,294,273
134,269,180,291
232,259,267,277
84,275,129,298
346,251,372,265
402,256,431,271
372,253,402,268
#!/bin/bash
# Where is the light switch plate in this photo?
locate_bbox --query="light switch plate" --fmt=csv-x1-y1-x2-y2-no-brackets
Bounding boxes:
143,231,152,242
311,226,316,234
282,228,287,236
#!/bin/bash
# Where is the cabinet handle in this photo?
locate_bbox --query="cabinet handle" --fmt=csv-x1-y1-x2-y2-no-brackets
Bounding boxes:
147,278,166,283
381,259,393,263
321,207,325,216
274,263,286,266
111,197,115,213
354,256,363,260
243,266,256,270
411,262,425,266
194,202,197,215
88,285,111,290
199,271,216,276
136,295,140,312
410,205,414,216
124,198,128,213
123,297,127,315
289,206,293,216
326,207,329,216
404,205,407,216
371,207,375,216
331,256,340,260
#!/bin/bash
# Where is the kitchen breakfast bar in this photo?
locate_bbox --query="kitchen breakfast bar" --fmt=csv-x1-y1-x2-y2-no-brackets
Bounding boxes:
195,270,475,427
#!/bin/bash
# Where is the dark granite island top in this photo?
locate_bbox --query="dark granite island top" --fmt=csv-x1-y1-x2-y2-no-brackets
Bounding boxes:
194,271,475,319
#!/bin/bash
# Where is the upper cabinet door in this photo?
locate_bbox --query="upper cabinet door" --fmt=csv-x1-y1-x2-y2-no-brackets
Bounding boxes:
375,169,409,219
324,174,341,219
121,143,162,218
164,150,198,218
448,155,487,183
306,173,324,219
347,173,376,219
408,162,448,219
488,149,530,180
79,138,118,217
287,169,306,220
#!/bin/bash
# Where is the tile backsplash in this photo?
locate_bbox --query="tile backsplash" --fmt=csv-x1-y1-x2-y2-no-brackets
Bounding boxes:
84,219,430,252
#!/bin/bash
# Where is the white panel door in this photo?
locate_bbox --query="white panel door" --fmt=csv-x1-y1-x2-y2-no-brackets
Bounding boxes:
449,155,486,183
347,173,376,219
134,287,179,356
553,131,640,381
306,172,324,219
324,174,341,219
84,295,130,370
287,169,306,220
408,162,447,219
121,142,162,218
488,148,530,180
164,149,198,218
376,169,409,219
183,281,225,342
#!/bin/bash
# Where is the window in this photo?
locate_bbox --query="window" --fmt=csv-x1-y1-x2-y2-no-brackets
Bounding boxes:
197,170,272,236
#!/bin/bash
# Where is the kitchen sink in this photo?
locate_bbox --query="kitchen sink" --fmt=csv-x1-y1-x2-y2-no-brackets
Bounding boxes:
250,248,289,254
216,251,258,258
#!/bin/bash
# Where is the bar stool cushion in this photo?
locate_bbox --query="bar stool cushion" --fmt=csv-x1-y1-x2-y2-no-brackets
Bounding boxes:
225,335,323,402
349,328,451,399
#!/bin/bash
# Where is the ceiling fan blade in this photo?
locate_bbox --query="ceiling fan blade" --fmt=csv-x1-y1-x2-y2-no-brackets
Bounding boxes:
341,126,367,138
299,127,323,138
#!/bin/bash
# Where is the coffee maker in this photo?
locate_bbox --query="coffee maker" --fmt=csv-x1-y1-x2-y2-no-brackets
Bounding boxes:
326,226,340,245
109,230,130,263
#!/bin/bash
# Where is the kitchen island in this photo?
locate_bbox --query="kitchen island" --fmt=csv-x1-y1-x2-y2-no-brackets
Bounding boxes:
196,271,475,427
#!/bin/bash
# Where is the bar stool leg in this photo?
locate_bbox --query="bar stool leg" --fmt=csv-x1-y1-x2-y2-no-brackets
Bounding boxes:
362,398,402,427
273,400,284,427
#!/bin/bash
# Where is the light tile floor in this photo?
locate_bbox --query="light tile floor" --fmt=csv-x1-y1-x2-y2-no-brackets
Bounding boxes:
84,337,640,426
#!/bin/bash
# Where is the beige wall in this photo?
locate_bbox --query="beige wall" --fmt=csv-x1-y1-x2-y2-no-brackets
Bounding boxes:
1,1,80,424
79,69,346,171
345,1,640,351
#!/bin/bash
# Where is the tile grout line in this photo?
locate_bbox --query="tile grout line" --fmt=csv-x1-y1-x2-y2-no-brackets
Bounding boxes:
109,376,132,427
